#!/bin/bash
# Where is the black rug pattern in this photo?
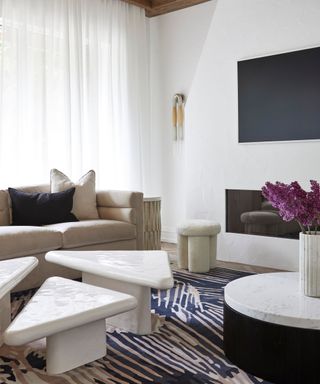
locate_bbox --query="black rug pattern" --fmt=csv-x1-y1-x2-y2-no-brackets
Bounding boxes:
0,268,270,383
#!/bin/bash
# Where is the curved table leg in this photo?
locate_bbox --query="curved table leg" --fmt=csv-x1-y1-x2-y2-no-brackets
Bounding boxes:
0,293,11,346
46,319,106,375
83,273,151,335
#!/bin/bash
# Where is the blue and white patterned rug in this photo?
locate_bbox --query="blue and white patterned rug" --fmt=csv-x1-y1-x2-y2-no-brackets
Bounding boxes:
0,268,271,384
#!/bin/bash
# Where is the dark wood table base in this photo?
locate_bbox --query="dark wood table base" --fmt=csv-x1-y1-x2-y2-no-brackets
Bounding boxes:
224,302,320,384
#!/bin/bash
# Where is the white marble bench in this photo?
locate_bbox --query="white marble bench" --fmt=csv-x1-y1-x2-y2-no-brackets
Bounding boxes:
4,276,137,375
0,257,38,346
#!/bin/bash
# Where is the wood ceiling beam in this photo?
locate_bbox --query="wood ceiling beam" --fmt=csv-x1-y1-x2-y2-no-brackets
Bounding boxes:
121,0,211,17
124,0,152,11
147,0,210,17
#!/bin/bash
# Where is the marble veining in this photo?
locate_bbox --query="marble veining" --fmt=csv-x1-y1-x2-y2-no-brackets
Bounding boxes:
0,257,38,299
225,272,320,329
4,276,137,345
46,250,174,289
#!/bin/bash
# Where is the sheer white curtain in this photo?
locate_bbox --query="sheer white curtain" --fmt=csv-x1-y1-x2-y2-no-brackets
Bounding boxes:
0,0,148,190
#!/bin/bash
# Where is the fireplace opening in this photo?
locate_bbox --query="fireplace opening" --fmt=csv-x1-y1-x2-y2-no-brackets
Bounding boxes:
226,189,299,239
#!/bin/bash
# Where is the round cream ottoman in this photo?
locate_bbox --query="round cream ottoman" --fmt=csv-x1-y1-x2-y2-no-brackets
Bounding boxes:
177,220,221,273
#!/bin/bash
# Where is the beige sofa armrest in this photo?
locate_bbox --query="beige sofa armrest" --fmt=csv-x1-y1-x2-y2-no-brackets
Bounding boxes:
0,190,10,226
96,190,144,250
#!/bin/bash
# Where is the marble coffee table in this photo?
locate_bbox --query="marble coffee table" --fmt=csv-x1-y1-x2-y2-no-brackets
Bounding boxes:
224,272,320,384
4,277,137,374
45,250,174,335
0,256,38,346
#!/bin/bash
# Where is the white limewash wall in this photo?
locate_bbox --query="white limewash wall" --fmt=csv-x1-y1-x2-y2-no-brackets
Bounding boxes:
149,1,217,242
149,0,320,271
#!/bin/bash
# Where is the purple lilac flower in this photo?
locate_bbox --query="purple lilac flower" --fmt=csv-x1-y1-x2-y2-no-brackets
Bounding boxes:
261,180,320,233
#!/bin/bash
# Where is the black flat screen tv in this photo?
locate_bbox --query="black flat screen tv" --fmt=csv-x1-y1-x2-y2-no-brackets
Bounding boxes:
238,46,320,143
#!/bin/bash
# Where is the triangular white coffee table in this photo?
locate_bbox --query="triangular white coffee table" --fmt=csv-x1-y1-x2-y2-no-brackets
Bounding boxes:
46,250,174,335
0,256,38,346
4,276,137,375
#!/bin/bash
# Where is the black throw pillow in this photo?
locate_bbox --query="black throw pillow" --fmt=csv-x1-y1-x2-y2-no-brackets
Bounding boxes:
8,187,78,226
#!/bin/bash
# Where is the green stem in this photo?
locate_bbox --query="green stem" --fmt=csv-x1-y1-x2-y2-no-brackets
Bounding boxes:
297,220,305,234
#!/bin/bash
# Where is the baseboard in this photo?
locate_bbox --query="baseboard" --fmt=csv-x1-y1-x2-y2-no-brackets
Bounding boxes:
161,226,177,243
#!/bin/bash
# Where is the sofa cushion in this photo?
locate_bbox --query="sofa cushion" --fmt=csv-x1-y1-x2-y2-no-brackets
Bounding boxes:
50,169,99,220
0,226,62,260
8,187,78,226
45,220,136,248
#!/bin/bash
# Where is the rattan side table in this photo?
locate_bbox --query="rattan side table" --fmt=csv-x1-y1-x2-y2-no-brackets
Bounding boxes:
143,197,161,250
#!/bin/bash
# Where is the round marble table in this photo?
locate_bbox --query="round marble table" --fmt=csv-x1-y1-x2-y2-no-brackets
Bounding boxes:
224,272,320,384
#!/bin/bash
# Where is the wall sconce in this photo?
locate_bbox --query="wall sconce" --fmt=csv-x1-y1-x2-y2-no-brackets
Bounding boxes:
172,94,185,140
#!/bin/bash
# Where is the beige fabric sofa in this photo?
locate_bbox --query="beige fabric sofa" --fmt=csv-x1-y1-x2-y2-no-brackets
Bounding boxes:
0,184,143,291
